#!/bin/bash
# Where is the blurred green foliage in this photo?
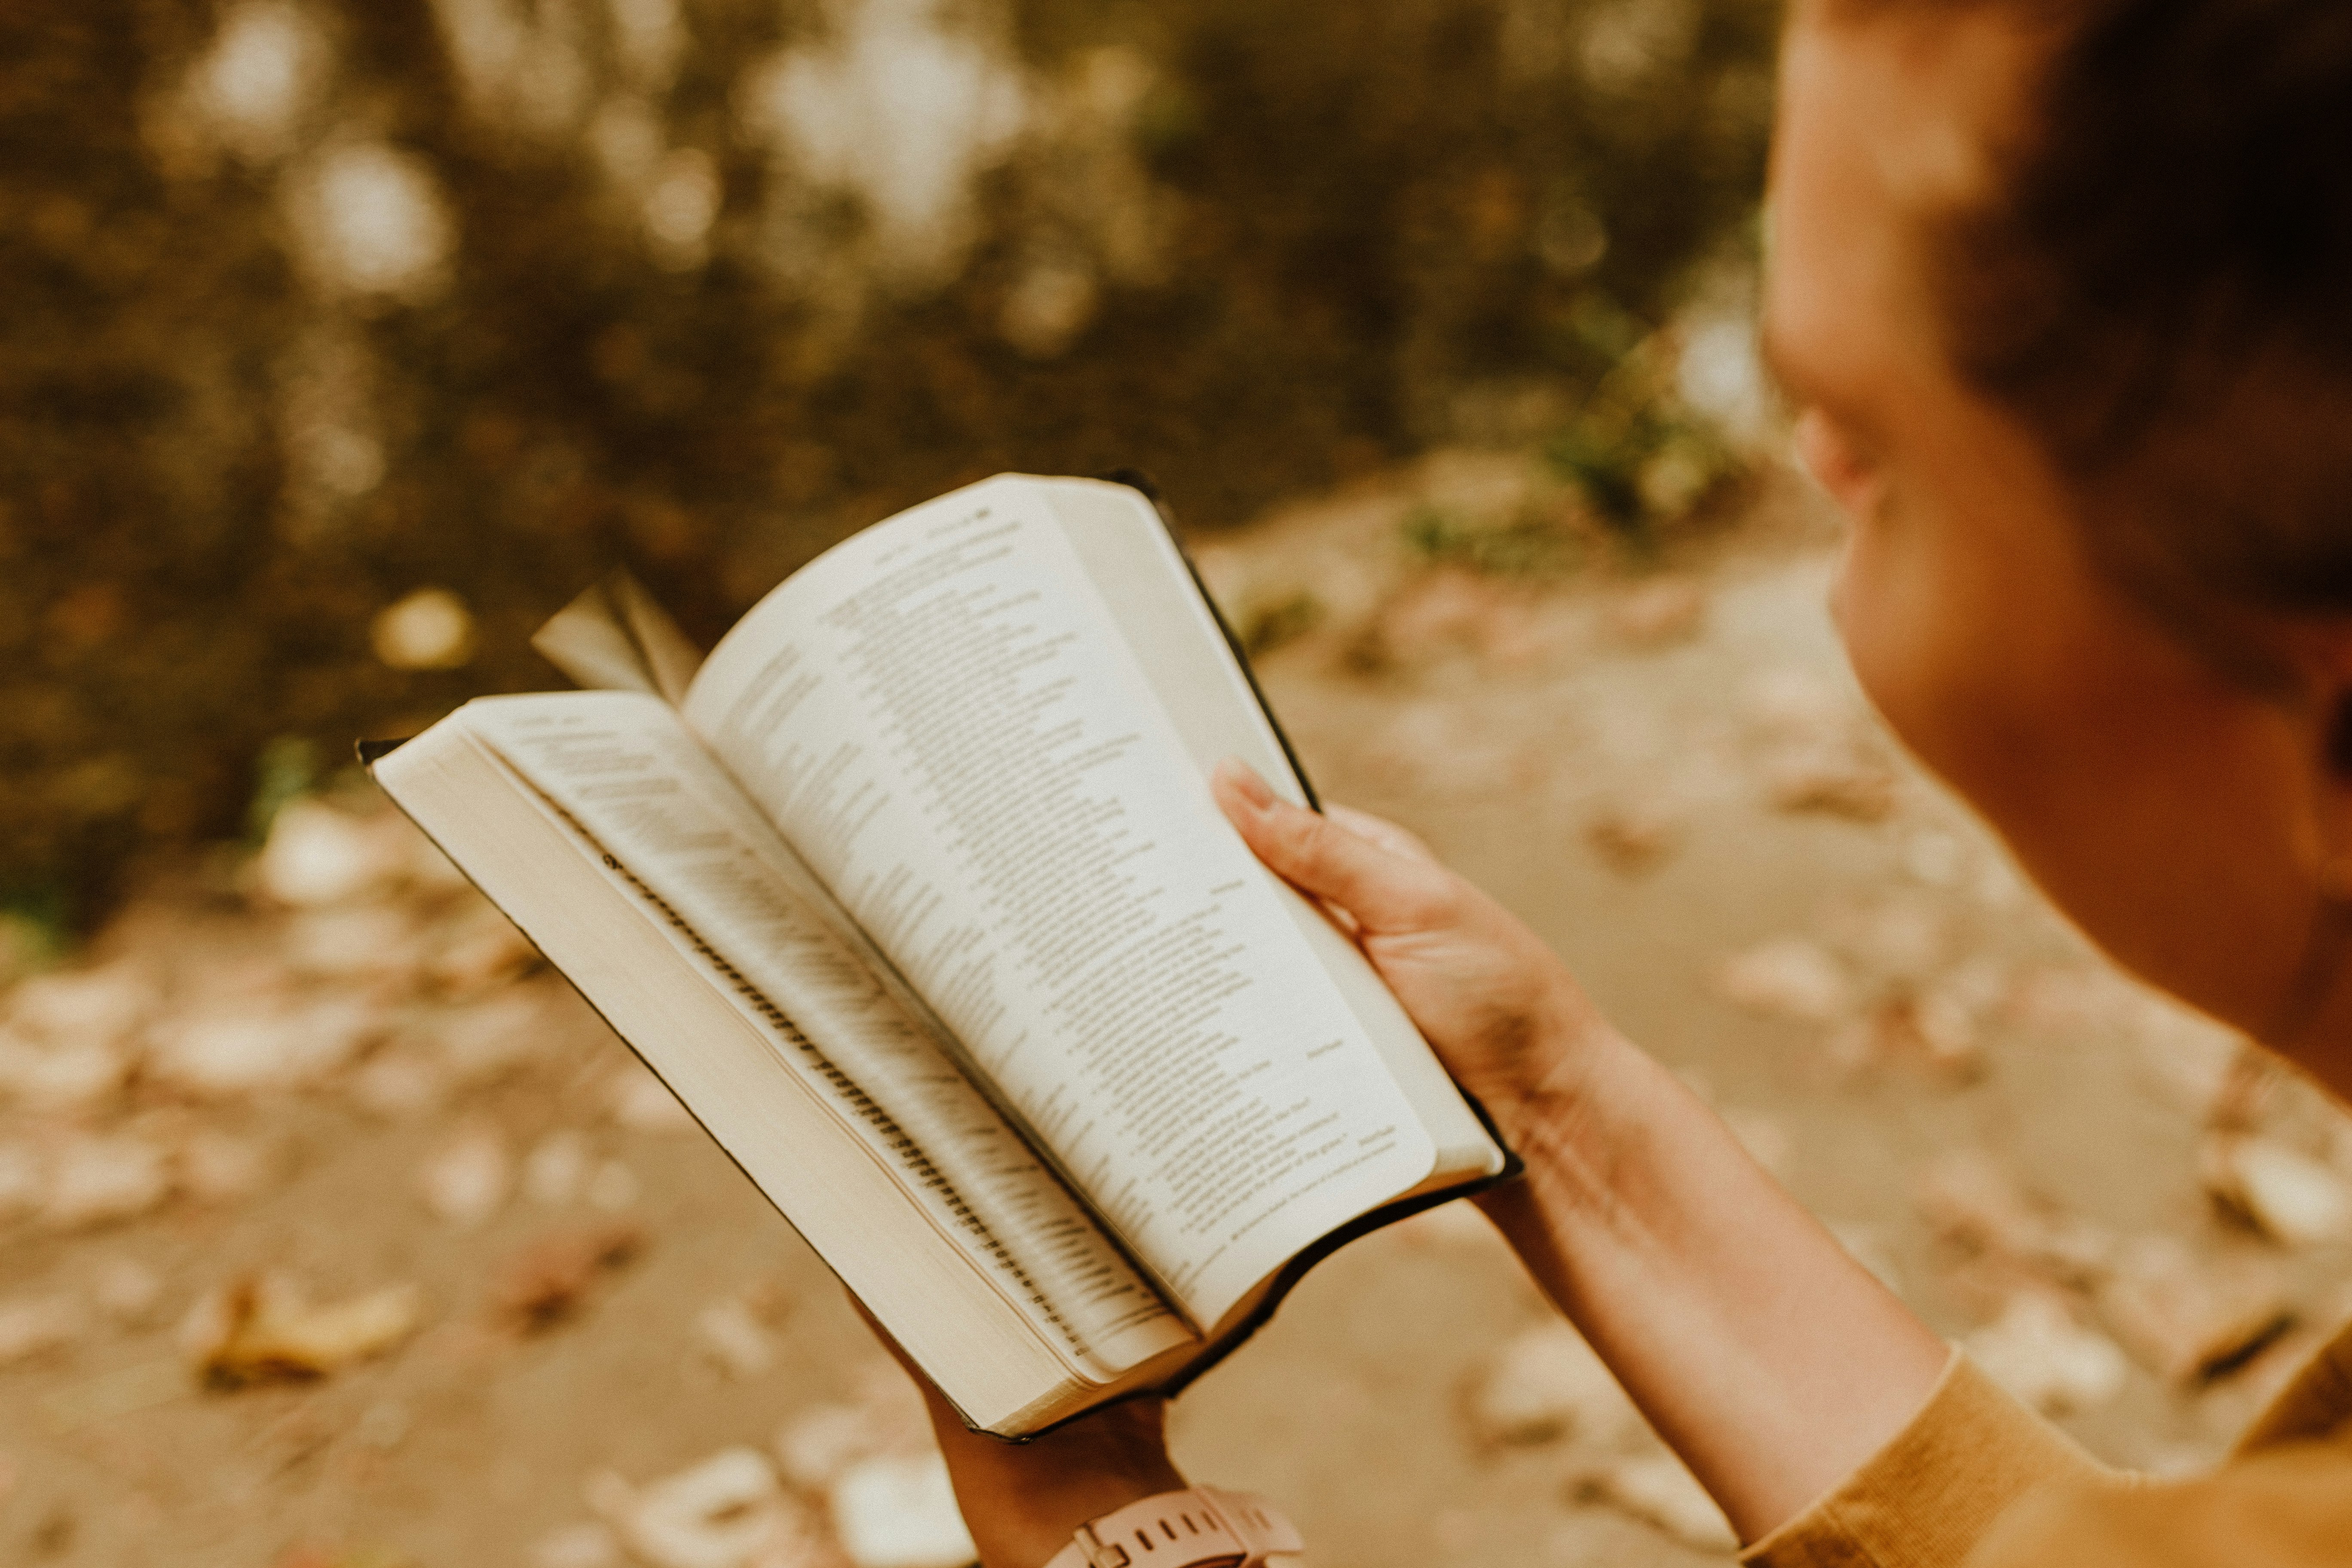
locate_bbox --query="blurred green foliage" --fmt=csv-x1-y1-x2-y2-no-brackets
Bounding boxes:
0,0,1776,919
1547,329,1743,547
1403,505,1587,577
1236,590,1328,658
244,735,322,843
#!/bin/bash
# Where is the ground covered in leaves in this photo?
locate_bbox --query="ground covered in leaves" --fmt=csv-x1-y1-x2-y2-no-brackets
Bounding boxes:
4,457,2350,1568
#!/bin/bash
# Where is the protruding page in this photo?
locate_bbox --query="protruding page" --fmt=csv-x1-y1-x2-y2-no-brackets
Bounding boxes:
533,571,704,705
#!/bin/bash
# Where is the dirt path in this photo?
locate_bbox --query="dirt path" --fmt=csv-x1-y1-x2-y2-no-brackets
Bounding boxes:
4,462,2347,1568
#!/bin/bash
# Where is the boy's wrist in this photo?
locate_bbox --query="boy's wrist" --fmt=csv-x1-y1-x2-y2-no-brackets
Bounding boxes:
972,1464,1191,1568
922,1391,1185,1568
1470,1000,1635,1155
1474,1021,1668,1248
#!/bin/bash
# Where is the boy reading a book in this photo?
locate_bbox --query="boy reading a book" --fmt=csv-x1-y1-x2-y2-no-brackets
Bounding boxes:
894,1,2352,1563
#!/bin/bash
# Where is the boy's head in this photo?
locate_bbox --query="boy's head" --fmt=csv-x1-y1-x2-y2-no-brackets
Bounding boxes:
1765,0,2352,1070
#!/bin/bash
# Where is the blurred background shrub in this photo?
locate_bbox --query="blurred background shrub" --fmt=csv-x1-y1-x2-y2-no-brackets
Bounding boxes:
0,0,1776,928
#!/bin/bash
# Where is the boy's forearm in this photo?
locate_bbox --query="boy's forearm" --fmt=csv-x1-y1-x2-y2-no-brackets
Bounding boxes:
1478,1026,1948,1543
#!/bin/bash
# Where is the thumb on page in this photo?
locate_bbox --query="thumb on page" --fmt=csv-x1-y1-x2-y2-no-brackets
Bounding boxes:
1210,758,1455,935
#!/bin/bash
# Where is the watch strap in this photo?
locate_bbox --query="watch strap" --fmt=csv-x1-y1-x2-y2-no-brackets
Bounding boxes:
1041,1485,1304,1568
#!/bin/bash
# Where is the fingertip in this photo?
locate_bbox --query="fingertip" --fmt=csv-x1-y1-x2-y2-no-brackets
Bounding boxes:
1212,755,1276,811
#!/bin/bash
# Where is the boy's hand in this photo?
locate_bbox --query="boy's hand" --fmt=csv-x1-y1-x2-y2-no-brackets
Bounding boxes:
1215,761,1952,1543
1211,758,1617,1145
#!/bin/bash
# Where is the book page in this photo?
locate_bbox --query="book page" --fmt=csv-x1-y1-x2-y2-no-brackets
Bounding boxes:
459,692,1189,1380
1036,479,1505,1185
683,478,1437,1327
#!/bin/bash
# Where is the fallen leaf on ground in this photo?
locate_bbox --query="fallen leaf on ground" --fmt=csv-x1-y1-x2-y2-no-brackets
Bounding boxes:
490,1223,645,1334
1900,827,1969,888
149,998,381,1097
1575,1453,1737,1553
347,1050,449,1119
0,1294,83,1366
1916,1148,2111,1287
1763,751,1898,821
1716,937,1851,1024
2147,1027,2265,1127
257,800,410,909
417,1123,511,1228
1583,804,1680,876
587,1448,823,1568
831,1454,977,1568
773,1375,934,1493
285,905,429,985
1609,578,1707,646
1740,670,1899,822
1464,1320,1647,1450
90,1256,164,1323
181,1275,424,1387
0,963,153,1112
2098,1236,2294,1384
1742,668,1855,742
1964,1292,2129,1415
774,1406,880,1496
2205,1312,2351,1433
2,961,153,1044
524,1130,594,1207
43,1133,174,1230
1821,893,1953,982
0,1031,133,1113
696,1297,777,1379
2201,1135,2352,1248
1832,991,1986,1085
533,1521,623,1568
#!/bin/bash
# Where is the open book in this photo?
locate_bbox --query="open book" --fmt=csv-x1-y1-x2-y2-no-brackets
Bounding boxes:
368,474,1515,1436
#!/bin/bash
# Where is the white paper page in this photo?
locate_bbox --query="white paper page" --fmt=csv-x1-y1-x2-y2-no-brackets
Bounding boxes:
462,692,1188,1378
1037,479,1504,1183
684,478,1435,1326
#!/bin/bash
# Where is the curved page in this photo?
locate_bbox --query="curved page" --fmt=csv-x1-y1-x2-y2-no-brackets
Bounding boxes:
466,693,1187,1381
684,477,1436,1327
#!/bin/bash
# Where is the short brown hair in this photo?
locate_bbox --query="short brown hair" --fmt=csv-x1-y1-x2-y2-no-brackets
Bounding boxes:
1856,0,2352,683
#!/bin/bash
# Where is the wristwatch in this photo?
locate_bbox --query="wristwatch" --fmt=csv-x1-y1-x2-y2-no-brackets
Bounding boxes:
1041,1485,1304,1568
